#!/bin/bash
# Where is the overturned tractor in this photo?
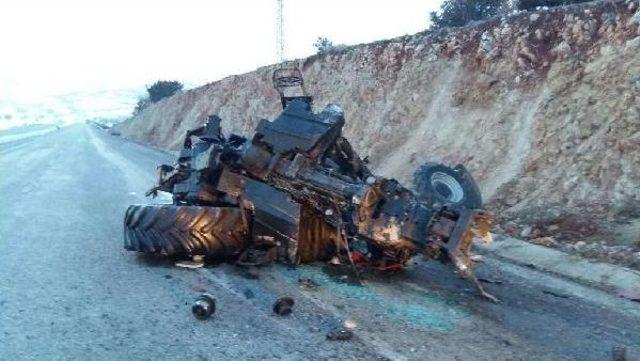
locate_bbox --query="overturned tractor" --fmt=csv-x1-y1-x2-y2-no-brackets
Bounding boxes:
124,68,495,300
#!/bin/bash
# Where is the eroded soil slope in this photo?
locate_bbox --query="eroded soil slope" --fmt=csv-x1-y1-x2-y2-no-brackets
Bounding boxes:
120,0,640,260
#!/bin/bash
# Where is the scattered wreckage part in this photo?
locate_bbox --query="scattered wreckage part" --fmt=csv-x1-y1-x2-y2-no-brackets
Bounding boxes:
272,67,312,109
273,297,295,316
326,325,354,341
297,209,340,263
611,346,627,361
478,277,503,284
175,260,205,269
322,263,363,285
414,163,482,210
428,209,499,302
342,319,357,330
175,255,206,269
298,277,320,290
469,274,500,303
192,294,216,320
124,205,247,257
424,209,491,267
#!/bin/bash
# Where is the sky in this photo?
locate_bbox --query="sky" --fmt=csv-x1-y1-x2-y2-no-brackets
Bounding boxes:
0,0,443,129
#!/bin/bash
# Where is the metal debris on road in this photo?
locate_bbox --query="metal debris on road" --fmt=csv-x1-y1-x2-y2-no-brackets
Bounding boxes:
342,319,357,330
470,254,485,263
611,345,627,361
542,289,570,299
238,268,260,280
176,255,205,269
618,288,640,303
478,277,503,284
326,325,354,341
192,294,216,320
243,288,255,299
298,277,320,290
175,260,204,269
273,297,294,316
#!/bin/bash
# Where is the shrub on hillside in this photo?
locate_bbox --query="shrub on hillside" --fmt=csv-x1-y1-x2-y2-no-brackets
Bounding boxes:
430,0,595,29
313,37,334,55
515,0,593,11
133,97,150,116
146,80,183,103
430,0,505,29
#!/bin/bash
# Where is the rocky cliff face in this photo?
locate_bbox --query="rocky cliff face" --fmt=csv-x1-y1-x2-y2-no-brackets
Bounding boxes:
120,0,640,253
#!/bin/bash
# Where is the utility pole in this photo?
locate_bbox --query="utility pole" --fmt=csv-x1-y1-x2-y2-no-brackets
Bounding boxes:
276,0,284,62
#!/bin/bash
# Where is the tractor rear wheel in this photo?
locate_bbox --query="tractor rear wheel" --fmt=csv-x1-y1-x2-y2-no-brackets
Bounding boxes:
123,204,247,258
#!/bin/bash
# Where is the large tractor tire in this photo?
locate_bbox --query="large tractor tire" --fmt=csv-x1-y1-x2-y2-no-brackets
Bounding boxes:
124,204,247,258
413,163,482,210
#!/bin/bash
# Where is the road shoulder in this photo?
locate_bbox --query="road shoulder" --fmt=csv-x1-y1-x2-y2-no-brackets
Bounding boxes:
477,235,640,298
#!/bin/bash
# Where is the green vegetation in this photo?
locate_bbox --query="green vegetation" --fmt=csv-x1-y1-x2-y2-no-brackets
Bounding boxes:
430,0,594,29
313,37,334,54
132,80,183,116
146,80,183,103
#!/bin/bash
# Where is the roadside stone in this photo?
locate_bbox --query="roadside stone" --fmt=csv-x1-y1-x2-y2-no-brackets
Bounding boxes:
629,8,640,26
503,221,519,235
505,198,518,206
552,40,571,58
574,241,587,249
626,37,640,49
480,31,494,53
520,226,532,238
530,236,558,247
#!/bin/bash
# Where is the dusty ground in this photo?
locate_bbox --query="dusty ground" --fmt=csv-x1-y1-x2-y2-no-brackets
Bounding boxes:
1,125,639,360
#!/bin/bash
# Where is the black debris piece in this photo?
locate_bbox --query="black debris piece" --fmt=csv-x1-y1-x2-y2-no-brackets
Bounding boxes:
243,288,255,299
192,294,216,320
326,326,354,341
273,297,295,316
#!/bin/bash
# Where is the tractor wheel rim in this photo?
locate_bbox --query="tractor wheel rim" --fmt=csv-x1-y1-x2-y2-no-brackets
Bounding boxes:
431,172,464,203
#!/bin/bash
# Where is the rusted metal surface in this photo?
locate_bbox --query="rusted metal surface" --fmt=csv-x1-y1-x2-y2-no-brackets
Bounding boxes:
126,68,495,299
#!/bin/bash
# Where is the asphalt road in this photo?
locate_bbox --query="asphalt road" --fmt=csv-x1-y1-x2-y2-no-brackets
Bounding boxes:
1,124,638,360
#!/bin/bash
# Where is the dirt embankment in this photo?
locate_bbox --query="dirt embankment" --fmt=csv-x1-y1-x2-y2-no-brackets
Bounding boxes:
120,0,640,264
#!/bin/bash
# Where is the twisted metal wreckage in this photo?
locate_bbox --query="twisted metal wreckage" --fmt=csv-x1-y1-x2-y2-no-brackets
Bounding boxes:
124,68,497,301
